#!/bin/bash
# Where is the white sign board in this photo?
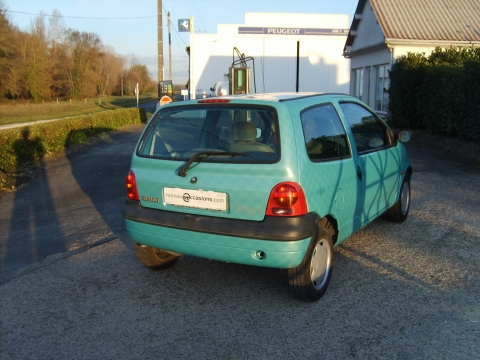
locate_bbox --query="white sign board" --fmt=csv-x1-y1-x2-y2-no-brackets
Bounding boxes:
164,187,227,211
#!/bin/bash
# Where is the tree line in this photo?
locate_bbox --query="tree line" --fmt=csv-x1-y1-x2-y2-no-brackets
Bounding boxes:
0,2,155,102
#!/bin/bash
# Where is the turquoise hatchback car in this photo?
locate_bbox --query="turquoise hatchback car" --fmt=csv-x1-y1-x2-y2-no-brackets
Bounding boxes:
123,93,412,301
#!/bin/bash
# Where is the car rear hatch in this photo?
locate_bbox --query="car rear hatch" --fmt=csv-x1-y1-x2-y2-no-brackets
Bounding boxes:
131,101,296,221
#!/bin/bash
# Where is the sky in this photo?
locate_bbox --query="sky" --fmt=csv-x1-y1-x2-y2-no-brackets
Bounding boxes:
3,0,359,84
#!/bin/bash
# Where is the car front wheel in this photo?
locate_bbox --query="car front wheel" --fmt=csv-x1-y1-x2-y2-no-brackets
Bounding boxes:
288,226,334,302
386,176,411,223
135,244,181,270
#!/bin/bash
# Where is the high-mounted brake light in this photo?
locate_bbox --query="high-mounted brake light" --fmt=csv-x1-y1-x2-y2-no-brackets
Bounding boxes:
197,99,231,103
126,170,140,201
266,182,308,216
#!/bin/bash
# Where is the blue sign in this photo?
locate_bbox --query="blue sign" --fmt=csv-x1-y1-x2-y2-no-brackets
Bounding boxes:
238,27,349,36
178,19,190,32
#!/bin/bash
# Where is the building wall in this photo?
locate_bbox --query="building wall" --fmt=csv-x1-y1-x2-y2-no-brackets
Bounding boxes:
348,44,445,111
392,44,439,58
189,13,351,99
350,0,385,51
349,47,391,109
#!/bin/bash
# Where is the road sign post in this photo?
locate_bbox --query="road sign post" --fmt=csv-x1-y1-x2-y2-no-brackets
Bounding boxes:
135,82,139,108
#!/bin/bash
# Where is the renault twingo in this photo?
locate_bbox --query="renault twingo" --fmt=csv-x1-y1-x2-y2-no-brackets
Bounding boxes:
123,93,412,301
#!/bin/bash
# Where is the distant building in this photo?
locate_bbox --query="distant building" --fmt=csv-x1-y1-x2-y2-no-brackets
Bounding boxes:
189,12,351,99
343,0,480,115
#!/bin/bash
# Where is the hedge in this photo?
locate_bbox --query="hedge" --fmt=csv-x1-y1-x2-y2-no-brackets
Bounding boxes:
0,107,147,191
388,47,480,140
388,52,427,129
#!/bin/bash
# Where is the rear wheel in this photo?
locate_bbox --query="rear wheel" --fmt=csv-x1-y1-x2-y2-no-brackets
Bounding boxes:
288,226,334,302
386,176,411,223
135,244,181,270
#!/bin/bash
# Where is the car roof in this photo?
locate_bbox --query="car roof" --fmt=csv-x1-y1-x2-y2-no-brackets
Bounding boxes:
159,92,355,109
221,92,349,102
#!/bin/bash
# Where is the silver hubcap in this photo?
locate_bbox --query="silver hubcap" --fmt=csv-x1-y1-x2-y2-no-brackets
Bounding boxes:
401,181,410,215
310,239,331,290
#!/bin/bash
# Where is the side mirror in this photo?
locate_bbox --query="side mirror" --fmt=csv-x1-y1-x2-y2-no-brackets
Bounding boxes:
396,130,411,143
256,128,262,139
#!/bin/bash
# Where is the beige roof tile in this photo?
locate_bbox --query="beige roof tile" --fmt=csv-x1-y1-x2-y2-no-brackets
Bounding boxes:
346,0,480,48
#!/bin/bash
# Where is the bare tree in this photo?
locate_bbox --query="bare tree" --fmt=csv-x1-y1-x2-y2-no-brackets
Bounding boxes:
48,9,66,54
1,3,154,101
21,13,50,100
64,29,104,98
123,54,138,95
98,46,124,96
128,64,153,94
0,1,19,98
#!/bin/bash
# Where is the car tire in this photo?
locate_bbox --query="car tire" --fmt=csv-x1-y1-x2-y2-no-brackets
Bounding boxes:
288,226,334,302
386,176,411,223
135,243,181,270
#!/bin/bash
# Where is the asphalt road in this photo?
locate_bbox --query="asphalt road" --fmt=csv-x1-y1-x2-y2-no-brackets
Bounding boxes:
0,124,479,359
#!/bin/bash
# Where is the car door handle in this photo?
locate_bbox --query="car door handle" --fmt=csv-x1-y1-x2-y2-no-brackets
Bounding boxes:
357,165,363,181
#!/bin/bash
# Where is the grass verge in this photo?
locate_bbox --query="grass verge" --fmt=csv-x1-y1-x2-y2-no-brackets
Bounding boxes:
0,95,154,126
0,107,147,192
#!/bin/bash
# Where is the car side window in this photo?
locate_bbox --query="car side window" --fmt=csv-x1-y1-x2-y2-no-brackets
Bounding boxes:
339,102,392,154
301,103,350,161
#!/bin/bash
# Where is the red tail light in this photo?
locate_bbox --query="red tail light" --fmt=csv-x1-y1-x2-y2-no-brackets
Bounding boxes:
126,170,139,201
266,182,308,216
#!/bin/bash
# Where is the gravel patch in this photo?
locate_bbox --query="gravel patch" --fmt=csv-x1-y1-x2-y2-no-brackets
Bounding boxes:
1,130,479,359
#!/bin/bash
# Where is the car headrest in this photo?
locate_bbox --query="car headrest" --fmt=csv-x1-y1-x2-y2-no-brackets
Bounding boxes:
232,122,256,142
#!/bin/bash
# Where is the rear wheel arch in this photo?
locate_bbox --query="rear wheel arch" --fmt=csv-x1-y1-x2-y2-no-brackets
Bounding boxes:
319,215,338,245
288,219,335,302
405,166,413,181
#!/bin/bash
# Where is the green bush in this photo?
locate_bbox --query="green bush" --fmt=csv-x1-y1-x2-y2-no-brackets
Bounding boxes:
0,107,146,191
388,47,480,140
421,66,460,135
388,52,427,129
456,60,480,139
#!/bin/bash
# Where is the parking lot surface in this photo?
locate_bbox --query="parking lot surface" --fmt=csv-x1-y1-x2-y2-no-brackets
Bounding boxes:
1,124,479,359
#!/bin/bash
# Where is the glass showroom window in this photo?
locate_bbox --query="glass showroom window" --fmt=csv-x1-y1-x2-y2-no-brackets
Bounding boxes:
375,65,389,112
353,68,363,101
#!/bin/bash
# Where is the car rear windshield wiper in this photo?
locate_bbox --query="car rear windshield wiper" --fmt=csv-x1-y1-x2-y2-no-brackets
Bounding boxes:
178,151,247,177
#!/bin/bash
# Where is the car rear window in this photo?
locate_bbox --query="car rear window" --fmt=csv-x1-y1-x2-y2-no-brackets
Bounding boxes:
137,105,279,163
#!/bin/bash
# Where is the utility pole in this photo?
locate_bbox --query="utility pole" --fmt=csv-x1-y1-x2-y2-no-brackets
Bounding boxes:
157,0,164,82
168,12,172,81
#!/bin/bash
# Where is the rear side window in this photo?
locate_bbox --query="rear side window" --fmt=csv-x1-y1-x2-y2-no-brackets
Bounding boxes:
137,105,279,163
339,102,393,154
301,103,350,161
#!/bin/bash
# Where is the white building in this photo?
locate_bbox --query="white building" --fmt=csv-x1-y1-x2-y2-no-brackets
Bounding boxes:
343,0,480,115
188,12,351,99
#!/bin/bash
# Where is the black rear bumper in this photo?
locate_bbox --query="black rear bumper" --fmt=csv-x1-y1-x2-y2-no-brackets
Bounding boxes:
122,199,320,242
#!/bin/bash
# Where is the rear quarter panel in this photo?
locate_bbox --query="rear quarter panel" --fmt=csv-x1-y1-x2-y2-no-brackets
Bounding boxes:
284,98,362,242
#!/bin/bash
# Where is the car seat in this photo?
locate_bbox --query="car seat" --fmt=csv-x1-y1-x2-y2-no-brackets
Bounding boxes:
226,122,274,153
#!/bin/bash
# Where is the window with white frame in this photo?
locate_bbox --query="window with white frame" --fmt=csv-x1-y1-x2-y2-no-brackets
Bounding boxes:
375,65,389,112
353,68,363,101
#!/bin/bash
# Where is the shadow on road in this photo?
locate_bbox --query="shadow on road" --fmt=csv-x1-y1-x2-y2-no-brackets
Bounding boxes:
64,125,145,248
1,127,66,281
0,124,145,283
